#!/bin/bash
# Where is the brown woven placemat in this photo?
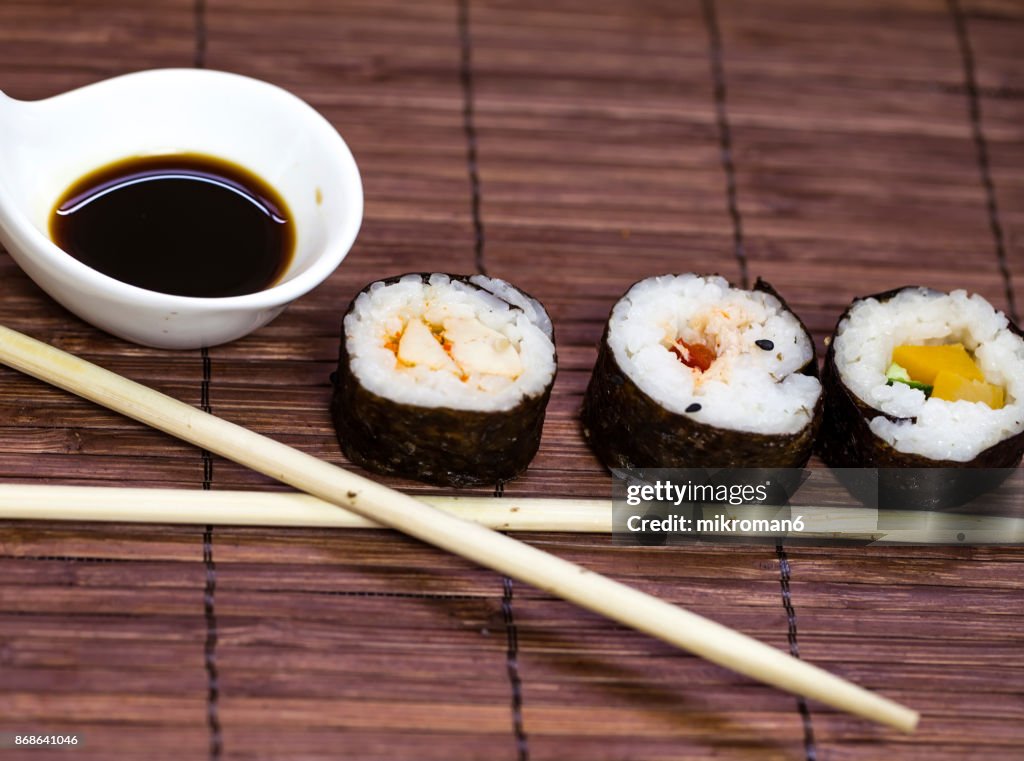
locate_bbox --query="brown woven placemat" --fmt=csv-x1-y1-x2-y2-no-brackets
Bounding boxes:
1,0,1022,759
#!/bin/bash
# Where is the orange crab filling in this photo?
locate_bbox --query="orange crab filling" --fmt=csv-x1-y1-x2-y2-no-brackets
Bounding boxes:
385,316,522,383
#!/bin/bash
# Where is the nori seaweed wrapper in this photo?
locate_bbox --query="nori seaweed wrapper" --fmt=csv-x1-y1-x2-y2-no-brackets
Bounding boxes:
331,274,555,488
581,277,822,469
817,286,1024,508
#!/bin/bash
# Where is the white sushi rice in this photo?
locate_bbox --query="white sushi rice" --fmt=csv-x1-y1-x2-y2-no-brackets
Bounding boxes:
345,273,556,411
607,274,821,435
834,288,1024,462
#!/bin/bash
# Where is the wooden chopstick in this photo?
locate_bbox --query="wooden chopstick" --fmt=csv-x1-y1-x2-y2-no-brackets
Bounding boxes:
0,485,611,531
0,324,919,732
1,485,1018,545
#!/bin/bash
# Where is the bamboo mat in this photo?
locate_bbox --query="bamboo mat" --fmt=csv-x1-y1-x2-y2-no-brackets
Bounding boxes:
1,0,1022,759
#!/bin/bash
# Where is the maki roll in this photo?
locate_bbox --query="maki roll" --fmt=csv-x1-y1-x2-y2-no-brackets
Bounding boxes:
820,287,1024,470
331,273,556,487
582,274,822,469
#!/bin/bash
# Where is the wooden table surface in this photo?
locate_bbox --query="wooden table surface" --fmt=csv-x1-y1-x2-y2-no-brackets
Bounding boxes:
1,0,1022,759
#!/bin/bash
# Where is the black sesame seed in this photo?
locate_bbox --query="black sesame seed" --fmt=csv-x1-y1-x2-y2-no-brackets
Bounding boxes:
755,339,774,351
685,403,701,413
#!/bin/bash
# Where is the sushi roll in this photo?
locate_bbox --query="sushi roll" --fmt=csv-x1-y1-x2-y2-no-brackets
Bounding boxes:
582,274,822,469
820,287,1024,470
331,273,556,487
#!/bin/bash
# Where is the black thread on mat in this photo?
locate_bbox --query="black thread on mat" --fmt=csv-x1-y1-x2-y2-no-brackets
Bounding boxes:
700,2,816,757
194,2,221,756
457,0,487,277
200,347,221,761
502,575,529,761
202,522,221,761
947,0,1018,323
193,0,207,70
700,0,748,289
200,349,215,491
458,3,529,755
776,544,817,761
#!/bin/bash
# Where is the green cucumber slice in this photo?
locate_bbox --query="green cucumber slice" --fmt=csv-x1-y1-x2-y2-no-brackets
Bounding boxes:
885,362,932,395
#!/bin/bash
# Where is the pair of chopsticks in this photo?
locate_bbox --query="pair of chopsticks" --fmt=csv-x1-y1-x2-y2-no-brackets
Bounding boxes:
0,324,918,733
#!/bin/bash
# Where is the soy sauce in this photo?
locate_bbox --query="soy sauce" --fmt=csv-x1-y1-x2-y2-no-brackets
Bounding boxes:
50,154,294,298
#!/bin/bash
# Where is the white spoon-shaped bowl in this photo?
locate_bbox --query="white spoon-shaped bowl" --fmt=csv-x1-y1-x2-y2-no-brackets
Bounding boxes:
0,69,363,349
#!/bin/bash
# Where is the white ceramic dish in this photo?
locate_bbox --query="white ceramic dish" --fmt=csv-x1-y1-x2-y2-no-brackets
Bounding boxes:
0,68,363,349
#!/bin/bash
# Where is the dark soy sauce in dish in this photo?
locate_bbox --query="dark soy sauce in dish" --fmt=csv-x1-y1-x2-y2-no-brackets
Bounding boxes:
50,154,294,298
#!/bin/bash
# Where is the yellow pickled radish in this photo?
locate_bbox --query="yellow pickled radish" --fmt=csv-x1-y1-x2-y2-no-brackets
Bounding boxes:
932,370,1005,409
891,343,984,385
